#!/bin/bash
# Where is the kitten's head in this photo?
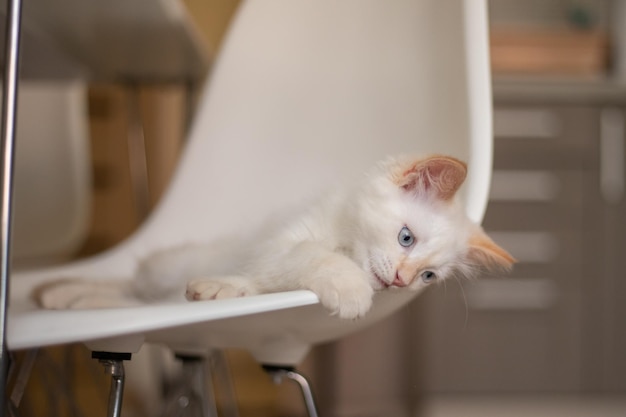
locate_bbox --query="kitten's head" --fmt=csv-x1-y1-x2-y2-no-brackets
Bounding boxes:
349,154,515,291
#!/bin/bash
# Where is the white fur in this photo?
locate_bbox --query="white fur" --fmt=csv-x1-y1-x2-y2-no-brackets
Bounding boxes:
35,155,506,320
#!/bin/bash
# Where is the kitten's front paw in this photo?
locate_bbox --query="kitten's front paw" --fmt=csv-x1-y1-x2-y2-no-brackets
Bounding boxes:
185,277,258,301
310,277,374,320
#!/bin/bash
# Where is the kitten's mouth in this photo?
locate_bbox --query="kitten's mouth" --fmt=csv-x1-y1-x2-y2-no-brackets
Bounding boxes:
371,270,390,290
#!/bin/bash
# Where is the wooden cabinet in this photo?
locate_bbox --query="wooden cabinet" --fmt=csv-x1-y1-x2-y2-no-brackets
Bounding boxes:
413,97,626,394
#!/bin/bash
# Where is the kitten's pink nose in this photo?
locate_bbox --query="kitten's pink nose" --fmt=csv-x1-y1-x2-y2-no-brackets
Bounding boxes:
393,271,408,287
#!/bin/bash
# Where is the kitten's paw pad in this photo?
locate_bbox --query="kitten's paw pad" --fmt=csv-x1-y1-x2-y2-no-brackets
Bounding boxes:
311,279,374,320
185,278,258,301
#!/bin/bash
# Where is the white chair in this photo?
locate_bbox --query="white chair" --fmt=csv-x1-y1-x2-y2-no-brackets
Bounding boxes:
11,81,91,268
7,0,493,415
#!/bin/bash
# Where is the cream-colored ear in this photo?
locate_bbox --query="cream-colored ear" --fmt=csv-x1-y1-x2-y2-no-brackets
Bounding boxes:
395,155,467,200
466,228,516,271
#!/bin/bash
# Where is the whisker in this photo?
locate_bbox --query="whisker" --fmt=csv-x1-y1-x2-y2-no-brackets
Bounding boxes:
442,274,448,295
368,252,395,279
453,274,469,331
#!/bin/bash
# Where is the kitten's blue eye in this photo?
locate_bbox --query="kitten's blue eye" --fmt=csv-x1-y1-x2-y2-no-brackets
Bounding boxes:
421,270,436,283
398,226,415,247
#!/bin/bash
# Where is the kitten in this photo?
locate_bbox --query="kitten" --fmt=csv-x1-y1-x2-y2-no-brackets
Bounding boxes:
35,155,514,319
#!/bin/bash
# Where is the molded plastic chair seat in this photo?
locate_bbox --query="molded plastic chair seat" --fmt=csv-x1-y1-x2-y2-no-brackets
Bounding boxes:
8,0,492,366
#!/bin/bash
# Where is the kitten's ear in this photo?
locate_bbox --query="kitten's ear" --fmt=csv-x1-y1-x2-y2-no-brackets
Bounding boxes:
395,155,467,200
466,228,516,271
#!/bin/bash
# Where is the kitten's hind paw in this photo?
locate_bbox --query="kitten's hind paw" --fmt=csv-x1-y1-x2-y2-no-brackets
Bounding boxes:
185,277,258,301
34,279,139,310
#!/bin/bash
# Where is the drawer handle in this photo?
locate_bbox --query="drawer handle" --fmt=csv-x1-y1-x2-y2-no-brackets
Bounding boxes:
490,170,560,202
486,231,559,264
467,279,557,311
600,108,625,204
494,108,560,139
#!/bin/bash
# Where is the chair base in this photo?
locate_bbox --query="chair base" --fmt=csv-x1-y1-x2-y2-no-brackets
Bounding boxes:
3,344,321,417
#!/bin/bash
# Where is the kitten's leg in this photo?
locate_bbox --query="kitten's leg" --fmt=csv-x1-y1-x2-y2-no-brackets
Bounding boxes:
34,279,141,309
133,241,245,302
185,276,259,300
184,242,374,319
35,241,245,309
259,241,374,319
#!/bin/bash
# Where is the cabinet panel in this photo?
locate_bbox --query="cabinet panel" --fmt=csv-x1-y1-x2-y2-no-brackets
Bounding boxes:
413,105,596,393
493,106,599,171
581,107,626,392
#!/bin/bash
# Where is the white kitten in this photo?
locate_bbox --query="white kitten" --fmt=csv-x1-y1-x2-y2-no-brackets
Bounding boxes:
35,155,514,319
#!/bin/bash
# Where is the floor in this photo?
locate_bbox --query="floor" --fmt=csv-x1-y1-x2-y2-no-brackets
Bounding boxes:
418,395,626,417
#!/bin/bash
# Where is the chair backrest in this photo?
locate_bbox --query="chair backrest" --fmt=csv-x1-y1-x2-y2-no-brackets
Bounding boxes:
131,0,492,252
12,82,91,267
13,0,492,295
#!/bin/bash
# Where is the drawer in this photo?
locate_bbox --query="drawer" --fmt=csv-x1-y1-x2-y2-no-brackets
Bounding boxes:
484,170,584,231
493,106,599,170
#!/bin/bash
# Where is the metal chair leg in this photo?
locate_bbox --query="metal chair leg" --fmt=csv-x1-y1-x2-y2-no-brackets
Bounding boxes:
8,349,37,410
162,355,219,417
0,0,23,413
208,350,240,417
263,365,319,417
92,352,132,417
5,349,37,417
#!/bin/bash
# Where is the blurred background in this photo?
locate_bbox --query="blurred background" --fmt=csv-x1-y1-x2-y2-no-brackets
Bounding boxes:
4,0,626,416
416,0,626,416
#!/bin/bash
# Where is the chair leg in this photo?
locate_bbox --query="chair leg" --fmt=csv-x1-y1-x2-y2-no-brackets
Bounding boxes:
6,349,37,417
162,354,219,417
8,349,37,410
0,0,24,413
208,350,240,417
263,365,319,417
92,352,132,417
